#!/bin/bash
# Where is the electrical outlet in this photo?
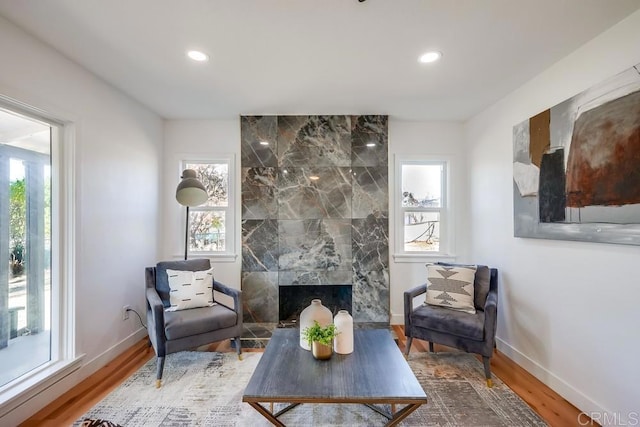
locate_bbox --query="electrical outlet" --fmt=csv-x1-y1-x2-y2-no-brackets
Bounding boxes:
122,305,130,321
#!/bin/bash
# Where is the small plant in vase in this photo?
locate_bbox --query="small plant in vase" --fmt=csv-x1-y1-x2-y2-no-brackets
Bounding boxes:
302,320,339,360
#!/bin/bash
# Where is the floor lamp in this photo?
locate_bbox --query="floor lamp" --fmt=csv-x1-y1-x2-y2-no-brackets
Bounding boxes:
176,169,208,260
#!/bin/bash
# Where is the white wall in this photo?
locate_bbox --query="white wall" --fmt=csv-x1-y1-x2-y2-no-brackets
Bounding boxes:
163,118,470,324
465,9,640,422
0,15,163,425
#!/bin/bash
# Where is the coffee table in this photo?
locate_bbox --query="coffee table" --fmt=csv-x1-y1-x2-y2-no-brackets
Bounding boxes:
242,328,428,426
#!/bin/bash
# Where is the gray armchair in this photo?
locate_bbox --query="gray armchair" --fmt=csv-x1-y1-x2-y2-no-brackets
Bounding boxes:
145,259,242,387
404,265,498,386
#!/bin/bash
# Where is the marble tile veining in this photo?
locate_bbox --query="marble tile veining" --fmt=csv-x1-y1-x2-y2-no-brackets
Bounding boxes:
351,115,388,167
241,272,279,323
352,166,389,219
278,167,352,219
241,116,278,167
352,216,389,271
242,219,278,271
278,116,351,167
242,167,278,219
278,219,352,271
352,269,390,323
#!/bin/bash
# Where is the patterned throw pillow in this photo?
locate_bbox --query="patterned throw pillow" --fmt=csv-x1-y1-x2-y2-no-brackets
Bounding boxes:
425,264,476,314
165,267,215,312
81,419,122,427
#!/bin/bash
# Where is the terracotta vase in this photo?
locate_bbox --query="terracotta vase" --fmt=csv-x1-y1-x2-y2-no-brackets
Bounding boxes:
311,341,333,360
333,310,354,354
299,299,333,350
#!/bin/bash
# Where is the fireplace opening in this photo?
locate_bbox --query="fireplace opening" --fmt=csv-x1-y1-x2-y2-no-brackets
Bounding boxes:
278,285,352,325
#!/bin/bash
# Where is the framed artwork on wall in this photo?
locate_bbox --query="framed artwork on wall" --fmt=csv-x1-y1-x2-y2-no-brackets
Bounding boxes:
513,62,640,245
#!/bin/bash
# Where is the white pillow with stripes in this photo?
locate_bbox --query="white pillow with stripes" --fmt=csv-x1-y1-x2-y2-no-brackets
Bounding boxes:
165,268,214,311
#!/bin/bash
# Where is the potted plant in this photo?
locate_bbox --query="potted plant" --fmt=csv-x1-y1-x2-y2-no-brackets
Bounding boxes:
302,320,339,360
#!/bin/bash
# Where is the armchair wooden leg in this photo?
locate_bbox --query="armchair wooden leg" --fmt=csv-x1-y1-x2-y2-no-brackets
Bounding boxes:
235,336,243,360
404,337,413,359
429,342,435,353
156,356,165,388
482,356,493,387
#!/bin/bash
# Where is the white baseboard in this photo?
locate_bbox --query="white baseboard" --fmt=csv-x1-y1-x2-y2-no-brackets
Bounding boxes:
0,328,148,426
80,328,149,378
390,313,404,325
496,337,607,418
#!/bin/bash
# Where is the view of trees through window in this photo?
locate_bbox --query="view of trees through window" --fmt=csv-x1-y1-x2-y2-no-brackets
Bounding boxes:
185,162,229,252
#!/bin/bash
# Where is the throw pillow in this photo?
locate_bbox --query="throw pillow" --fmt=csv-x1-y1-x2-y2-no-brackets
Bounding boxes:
425,264,476,314
81,419,122,427
165,267,214,312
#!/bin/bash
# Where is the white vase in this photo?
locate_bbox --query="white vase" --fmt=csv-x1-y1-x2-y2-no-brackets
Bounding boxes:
299,299,333,350
333,310,354,354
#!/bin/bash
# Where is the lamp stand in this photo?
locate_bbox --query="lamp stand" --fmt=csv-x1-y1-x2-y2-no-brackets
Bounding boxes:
184,205,189,260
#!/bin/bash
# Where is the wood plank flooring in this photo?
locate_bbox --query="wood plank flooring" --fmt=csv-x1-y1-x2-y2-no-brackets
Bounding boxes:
19,326,593,426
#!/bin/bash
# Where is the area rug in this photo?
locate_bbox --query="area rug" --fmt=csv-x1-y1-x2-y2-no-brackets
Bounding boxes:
75,351,547,426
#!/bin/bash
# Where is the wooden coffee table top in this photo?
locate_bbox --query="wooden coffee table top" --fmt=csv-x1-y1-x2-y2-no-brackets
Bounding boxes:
242,328,427,404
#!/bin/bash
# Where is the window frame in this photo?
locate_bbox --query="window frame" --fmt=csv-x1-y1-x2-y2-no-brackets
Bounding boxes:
394,155,456,263
181,155,236,261
0,97,80,413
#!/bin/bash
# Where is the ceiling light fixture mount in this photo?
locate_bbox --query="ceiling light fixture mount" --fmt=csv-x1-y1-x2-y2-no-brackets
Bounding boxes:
418,51,442,64
186,50,209,62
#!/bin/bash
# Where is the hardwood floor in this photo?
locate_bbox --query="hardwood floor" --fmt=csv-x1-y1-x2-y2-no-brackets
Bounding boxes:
20,327,592,426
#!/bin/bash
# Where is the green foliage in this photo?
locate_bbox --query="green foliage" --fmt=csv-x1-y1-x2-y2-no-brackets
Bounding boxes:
10,178,26,243
302,321,339,346
187,164,227,251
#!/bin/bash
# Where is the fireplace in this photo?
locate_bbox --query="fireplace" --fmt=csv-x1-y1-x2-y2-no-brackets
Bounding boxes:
240,115,390,329
279,285,352,324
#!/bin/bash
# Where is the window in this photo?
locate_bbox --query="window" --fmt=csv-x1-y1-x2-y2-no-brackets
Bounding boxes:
395,157,453,258
0,101,77,405
183,157,235,258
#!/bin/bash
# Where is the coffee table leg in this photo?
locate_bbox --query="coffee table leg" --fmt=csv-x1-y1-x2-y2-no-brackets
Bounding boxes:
385,403,424,427
247,402,286,427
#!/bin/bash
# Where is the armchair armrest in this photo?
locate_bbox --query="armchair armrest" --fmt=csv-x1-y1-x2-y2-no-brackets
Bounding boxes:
405,284,427,301
404,284,427,332
483,289,498,346
146,286,166,348
146,287,164,317
213,280,242,313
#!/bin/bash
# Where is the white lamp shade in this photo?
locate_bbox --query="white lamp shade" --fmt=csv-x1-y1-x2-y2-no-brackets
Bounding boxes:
176,169,208,206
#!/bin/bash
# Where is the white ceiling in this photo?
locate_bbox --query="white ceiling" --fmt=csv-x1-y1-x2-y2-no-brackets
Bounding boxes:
0,0,639,121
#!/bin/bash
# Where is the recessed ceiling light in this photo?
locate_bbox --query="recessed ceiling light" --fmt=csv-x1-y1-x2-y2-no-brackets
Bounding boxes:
259,141,270,146
418,51,442,64
309,175,320,181
187,50,209,62
366,142,376,147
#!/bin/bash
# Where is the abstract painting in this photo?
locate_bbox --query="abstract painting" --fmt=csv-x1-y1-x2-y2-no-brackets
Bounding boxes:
513,62,640,245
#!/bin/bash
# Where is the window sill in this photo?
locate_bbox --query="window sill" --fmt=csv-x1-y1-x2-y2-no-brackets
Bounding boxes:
393,253,457,264
0,355,84,418
172,253,238,263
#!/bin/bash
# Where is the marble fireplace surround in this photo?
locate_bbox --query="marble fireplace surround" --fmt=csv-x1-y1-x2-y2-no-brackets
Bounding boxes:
240,115,389,339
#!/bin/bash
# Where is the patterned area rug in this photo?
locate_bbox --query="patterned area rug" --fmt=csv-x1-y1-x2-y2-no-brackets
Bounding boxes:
76,351,547,426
